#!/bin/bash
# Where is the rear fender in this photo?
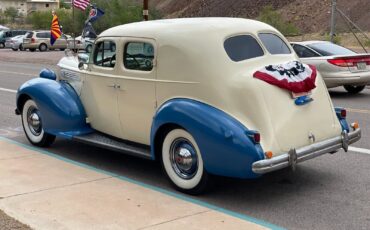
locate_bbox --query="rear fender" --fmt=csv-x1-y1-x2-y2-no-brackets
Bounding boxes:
151,98,265,179
16,78,93,138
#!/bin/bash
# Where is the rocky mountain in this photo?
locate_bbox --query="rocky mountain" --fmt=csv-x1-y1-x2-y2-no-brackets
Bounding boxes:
148,0,370,33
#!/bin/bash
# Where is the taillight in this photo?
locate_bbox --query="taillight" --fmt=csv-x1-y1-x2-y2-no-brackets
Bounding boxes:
328,56,370,67
335,107,347,119
31,38,35,43
245,130,260,144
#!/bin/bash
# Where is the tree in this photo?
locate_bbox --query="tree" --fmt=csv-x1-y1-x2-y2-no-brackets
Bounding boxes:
4,7,18,23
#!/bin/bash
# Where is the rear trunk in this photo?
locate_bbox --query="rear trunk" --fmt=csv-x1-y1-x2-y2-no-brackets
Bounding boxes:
256,74,342,154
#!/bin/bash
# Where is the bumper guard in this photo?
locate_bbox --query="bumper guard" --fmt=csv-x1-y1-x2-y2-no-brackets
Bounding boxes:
252,126,361,174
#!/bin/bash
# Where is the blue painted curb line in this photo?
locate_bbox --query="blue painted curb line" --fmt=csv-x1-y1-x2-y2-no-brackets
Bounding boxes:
0,136,285,230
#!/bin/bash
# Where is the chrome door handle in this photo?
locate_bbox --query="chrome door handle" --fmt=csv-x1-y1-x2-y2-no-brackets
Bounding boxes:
107,84,121,89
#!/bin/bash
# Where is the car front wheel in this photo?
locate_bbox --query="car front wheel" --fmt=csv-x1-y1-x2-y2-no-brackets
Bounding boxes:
161,129,210,194
21,99,55,147
344,85,366,94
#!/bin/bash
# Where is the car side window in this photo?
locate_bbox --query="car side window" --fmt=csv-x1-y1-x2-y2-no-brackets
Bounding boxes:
124,42,154,71
93,40,116,68
292,44,320,58
224,35,264,62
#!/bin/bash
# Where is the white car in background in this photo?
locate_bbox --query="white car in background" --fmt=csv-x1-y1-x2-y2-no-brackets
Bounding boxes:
67,36,95,53
5,35,25,51
291,41,370,94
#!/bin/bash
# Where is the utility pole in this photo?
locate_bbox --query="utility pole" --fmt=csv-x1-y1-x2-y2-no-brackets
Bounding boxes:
330,0,337,43
143,0,149,21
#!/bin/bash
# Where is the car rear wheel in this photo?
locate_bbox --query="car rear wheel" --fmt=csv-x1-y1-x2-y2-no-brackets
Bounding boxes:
21,99,55,147
344,85,366,94
0,43,4,48
161,129,210,194
19,44,24,51
39,43,48,52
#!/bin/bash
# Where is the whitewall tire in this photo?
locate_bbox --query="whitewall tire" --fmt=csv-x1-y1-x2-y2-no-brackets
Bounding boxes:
161,129,210,194
21,99,55,147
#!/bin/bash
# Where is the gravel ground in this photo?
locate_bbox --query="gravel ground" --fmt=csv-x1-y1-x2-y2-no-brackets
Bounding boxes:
0,210,31,230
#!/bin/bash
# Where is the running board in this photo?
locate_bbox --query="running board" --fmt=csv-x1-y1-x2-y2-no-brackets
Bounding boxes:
73,132,152,160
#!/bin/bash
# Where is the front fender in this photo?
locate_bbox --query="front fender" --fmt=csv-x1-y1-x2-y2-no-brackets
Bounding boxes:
151,98,265,179
16,78,93,138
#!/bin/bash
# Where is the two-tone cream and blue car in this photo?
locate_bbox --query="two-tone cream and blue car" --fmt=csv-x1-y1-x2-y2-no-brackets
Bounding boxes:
15,18,361,194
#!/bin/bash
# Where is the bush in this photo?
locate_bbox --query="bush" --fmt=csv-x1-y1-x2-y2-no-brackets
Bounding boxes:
257,5,299,36
365,39,370,47
324,33,342,44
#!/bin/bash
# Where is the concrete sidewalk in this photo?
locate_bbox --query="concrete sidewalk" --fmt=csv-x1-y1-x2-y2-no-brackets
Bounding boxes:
0,138,277,230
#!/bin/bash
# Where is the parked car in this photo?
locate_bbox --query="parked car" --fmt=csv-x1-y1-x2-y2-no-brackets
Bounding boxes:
291,41,370,94
23,31,69,52
5,35,25,51
0,29,28,48
67,35,95,53
15,18,361,194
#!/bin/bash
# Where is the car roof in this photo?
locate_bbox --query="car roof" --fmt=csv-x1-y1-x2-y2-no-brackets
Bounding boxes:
291,40,331,46
100,18,277,40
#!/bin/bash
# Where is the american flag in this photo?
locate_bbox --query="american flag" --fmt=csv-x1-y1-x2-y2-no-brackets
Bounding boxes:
73,0,90,11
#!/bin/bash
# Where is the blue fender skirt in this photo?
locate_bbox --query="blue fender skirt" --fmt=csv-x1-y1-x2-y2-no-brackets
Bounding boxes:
16,78,93,139
151,99,265,179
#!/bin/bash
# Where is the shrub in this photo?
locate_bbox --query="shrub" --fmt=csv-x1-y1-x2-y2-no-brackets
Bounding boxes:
257,5,300,36
324,33,342,44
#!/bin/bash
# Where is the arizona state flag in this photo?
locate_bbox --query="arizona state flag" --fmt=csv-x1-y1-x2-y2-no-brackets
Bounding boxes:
50,13,62,45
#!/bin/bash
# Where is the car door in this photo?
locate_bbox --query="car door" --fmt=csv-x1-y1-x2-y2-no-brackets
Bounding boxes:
79,38,123,139
115,38,157,145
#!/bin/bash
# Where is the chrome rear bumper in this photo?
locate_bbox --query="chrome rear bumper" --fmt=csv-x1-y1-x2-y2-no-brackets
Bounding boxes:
252,127,361,174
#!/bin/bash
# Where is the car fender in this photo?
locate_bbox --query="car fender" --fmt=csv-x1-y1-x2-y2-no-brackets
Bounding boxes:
151,98,265,179
16,78,93,138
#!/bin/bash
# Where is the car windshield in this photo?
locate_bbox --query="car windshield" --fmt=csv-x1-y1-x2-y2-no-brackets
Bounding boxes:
307,42,356,56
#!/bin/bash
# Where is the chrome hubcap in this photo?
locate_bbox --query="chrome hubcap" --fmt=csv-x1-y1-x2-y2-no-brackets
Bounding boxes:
27,106,42,136
170,138,198,179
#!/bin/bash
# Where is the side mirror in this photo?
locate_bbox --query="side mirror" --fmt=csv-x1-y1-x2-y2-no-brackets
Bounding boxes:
78,62,88,70
78,53,89,64
78,53,89,70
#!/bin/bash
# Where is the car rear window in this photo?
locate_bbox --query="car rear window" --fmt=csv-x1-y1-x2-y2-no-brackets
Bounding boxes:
258,33,291,54
307,42,356,56
224,35,264,62
25,32,33,38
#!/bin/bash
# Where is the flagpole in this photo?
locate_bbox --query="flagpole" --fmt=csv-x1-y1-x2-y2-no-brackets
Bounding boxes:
72,0,76,52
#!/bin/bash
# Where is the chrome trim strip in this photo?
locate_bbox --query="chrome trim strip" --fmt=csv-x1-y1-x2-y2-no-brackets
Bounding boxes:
252,128,361,174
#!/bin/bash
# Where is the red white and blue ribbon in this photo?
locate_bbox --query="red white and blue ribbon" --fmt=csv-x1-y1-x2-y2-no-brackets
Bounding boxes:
253,61,317,93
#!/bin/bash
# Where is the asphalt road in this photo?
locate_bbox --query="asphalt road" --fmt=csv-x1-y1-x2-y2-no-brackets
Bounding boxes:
0,50,369,230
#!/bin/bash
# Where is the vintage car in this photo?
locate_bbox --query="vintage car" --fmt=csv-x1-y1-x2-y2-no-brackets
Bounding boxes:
15,18,361,194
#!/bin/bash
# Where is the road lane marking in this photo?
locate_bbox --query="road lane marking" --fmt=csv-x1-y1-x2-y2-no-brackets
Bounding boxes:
349,146,370,155
346,108,370,115
0,87,16,93
0,70,35,77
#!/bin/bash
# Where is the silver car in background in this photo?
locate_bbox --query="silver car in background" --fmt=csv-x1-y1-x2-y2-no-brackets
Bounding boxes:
5,35,25,51
291,41,370,94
